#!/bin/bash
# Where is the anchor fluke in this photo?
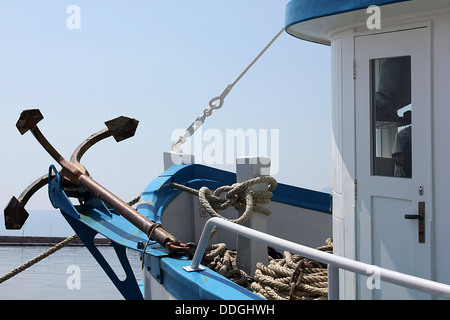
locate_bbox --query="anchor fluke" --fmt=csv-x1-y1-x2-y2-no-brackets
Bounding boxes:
105,116,139,142
4,196,29,230
16,109,44,135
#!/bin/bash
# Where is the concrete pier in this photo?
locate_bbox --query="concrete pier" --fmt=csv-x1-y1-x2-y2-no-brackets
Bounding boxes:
0,235,111,246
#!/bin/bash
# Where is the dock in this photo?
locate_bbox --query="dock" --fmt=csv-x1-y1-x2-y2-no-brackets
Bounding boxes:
0,235,112,246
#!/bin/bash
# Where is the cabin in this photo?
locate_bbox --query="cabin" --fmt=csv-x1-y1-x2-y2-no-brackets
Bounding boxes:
286,0,450,299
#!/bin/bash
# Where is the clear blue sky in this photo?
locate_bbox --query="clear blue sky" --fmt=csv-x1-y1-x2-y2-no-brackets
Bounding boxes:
0,1,331,235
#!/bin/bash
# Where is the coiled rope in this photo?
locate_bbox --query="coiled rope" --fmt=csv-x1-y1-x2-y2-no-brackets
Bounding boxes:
202,243,251,288
251,238,333,300
201,239,332,300
201,239,333,300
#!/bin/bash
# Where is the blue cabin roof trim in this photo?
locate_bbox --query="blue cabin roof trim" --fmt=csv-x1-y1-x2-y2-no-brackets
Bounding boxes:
285,0,411,44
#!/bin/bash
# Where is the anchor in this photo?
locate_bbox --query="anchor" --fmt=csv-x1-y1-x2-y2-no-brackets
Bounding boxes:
6,109,195,255
4,111,138,229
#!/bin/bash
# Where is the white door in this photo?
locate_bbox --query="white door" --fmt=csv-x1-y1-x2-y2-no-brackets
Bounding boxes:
355,26,432,299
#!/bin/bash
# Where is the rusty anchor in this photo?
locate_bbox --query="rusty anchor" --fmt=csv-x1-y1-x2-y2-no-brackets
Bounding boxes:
9,109,194,255
4,112,139,229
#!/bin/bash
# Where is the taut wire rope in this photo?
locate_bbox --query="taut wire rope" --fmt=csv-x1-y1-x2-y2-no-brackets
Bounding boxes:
170,27,284,153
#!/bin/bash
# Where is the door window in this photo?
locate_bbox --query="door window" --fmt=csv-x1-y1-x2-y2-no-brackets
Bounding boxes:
371,56,412,177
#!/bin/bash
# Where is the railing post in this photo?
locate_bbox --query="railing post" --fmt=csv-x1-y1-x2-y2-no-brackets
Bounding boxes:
235,156,270,277
183,218,215,272
327,263,340,300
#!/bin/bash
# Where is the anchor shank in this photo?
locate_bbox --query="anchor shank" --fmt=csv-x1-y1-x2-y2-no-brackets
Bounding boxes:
77,174,179,249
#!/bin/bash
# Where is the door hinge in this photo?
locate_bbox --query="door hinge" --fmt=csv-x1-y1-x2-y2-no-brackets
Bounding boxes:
353,59,357,79
354,179,358,202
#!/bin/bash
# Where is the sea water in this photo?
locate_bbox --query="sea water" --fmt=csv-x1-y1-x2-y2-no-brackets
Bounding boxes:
0,245,142,300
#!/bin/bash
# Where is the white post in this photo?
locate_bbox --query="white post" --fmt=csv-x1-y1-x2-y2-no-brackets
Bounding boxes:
235,156,270,276
163,151,195,170
327,263,340,300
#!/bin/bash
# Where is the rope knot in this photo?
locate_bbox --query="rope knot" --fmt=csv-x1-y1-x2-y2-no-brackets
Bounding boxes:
193,176,277,238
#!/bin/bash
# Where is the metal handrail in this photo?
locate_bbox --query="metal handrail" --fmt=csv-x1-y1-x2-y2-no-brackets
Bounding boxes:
184,217,450,300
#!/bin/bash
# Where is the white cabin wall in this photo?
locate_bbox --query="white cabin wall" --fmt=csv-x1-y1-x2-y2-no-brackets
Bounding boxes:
430,12,450,289
330,29,357,300
329,9,450,299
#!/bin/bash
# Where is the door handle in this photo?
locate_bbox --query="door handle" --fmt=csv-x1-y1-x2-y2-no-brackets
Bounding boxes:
404,202,425,243
404,213,424,220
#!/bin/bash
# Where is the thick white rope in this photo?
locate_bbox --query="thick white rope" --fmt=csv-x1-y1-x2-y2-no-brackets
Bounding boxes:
172,176,277,238
203,239,333,300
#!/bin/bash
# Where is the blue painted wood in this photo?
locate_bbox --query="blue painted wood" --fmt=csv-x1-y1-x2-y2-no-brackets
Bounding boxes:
286,0,410,29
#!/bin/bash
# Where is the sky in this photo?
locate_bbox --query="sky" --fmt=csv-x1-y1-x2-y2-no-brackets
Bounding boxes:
0,1,331,236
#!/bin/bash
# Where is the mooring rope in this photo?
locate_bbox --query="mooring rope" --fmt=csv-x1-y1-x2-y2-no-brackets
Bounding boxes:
0,195,144,285
202,239,333,300
0,233,79,284
202,243,251,288
172,176,277,238
251,238,333,300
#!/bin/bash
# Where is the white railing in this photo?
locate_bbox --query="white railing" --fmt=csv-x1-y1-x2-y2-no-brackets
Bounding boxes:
183,217,450,300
